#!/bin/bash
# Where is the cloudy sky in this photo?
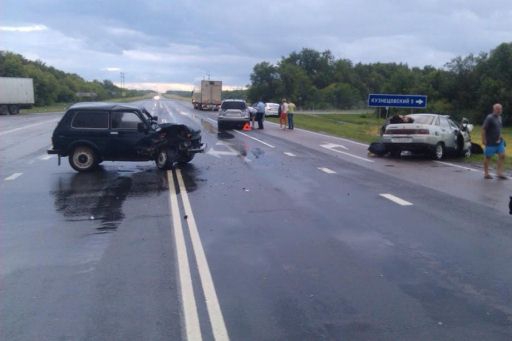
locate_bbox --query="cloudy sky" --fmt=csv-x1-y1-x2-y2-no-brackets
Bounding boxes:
1,0,512,92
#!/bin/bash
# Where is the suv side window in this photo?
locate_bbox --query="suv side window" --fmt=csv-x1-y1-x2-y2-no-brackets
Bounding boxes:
72,111,109,129
111,111,143,130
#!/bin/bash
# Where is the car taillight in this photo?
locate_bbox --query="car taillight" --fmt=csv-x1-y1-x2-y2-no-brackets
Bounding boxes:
416,129,430,134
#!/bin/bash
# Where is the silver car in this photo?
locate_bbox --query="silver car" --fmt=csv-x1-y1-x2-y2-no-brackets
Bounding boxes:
380,113,473,160
217,99,250,130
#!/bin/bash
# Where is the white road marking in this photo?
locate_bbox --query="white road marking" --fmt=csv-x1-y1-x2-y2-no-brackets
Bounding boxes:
39,154,54,160
234,130,275,148
380,193,413,206
434,161,479,172
318,167,336,174
320,144,374,163
321,142,348,150
0,119,60,137
167,172,203,341
176,169,230,341
5,173,23,181
284,152,296,157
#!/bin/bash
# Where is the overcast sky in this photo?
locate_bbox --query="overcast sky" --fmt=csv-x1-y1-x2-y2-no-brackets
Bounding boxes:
1,0,512,91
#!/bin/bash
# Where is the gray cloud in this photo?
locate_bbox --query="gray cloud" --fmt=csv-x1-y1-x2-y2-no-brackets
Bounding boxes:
1,0,512,90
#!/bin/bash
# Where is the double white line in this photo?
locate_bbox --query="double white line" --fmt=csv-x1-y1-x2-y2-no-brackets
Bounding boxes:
167,169,229,341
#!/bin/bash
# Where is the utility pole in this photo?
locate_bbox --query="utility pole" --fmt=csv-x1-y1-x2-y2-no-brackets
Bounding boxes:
120,72,125,97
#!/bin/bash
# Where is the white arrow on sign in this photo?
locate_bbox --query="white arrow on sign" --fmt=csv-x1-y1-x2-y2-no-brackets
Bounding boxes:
415,99,424,105
320,143,349,151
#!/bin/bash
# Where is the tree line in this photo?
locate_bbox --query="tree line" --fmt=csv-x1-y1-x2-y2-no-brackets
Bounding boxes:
247,43,512,124
0,51,149,106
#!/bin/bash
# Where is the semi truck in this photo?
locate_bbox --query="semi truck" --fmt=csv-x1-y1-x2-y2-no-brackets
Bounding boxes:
0,77,35,115
192,80,222,110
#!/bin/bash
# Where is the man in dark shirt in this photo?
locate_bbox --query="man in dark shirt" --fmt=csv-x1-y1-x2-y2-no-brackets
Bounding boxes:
482,103,506,179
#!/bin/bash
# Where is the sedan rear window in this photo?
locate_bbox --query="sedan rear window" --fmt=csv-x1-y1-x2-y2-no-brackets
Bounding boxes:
72,111,109,129
407,115,436,125
221,101,246,110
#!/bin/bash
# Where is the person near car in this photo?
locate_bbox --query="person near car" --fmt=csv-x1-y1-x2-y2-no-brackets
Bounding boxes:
287,101,296,129
482,103,507,179
280,99,288,129
256,99,265,129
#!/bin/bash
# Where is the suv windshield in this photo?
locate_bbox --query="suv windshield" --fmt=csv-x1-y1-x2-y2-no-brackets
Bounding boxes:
221,101,246,110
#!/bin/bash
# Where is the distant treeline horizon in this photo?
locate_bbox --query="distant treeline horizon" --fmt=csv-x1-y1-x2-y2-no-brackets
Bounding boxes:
0,51,152,106
247,42,512,124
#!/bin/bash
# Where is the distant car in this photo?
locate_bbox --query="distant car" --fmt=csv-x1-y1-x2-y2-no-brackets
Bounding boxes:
217,99,250,130
379,113,473,160
264,102,279,117
47,102,205,172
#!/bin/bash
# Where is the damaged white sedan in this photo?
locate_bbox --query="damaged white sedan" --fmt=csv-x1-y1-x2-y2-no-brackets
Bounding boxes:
375,113,473,160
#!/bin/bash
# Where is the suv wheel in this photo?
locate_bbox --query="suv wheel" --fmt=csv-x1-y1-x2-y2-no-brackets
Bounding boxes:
69,146,98,172
177,154,195,164
432,143,445,160
156,147,177,170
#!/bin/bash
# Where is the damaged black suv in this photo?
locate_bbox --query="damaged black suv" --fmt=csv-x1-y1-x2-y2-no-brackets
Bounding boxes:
47,102,205,172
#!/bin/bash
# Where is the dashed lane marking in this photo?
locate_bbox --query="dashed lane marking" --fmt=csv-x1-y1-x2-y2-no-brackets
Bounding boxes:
380,193,413,206
5,173,23,181
318,167,336,174
284,152,296,157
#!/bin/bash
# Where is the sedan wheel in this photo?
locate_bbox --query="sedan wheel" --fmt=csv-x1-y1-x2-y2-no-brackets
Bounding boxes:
433,143,445,160
69,146,97,172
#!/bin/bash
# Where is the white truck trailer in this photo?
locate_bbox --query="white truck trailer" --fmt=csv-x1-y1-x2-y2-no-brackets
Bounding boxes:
0,77,35,115
192,80,222,110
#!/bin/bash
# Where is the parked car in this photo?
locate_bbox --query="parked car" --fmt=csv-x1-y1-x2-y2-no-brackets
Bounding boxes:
217,99,250,130
264,102,279,117
379,113,473,160
47,102,205,172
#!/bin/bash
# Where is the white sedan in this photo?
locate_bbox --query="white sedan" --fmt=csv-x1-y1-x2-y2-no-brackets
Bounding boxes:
379,113,473,160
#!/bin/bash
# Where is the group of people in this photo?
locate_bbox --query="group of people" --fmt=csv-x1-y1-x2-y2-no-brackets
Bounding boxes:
278,98,297,130
252,98,297,130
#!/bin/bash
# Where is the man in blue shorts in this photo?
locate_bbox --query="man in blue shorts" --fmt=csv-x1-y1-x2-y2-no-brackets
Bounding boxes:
482,103,507,179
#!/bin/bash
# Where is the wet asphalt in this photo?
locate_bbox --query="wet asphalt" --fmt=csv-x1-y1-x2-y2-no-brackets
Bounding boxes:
1,99,512,340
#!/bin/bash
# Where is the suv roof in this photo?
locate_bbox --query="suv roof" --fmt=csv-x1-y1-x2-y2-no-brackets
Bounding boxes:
67,102,141,111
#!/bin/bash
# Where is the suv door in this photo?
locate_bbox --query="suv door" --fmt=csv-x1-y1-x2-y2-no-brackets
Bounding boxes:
68,110,110,154
109,111,149,160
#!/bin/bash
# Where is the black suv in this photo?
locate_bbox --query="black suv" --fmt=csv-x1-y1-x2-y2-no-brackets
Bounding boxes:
47,102,205,172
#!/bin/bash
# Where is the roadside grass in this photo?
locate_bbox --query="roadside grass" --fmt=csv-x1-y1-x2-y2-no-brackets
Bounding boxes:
20,94,155,114
268,111,512,169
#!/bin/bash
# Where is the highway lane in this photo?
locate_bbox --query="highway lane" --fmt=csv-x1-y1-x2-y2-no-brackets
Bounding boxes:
1,99,512,340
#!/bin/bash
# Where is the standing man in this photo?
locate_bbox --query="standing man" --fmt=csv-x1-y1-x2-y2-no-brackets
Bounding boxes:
287,100,296,129
256,99,265,130
280,99,289,129
482,103,507,179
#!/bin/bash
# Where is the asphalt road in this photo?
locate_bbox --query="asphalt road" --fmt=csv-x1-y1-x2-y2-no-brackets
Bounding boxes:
1,99,512,341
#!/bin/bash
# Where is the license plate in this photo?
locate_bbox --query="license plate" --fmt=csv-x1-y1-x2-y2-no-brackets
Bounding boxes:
391,137,413,143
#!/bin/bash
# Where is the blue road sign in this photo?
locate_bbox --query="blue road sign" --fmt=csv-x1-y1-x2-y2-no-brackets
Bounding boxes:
368,94,427,109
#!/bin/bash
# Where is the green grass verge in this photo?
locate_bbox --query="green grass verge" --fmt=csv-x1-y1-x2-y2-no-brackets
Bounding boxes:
269,111,512,169
20,94,156,114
